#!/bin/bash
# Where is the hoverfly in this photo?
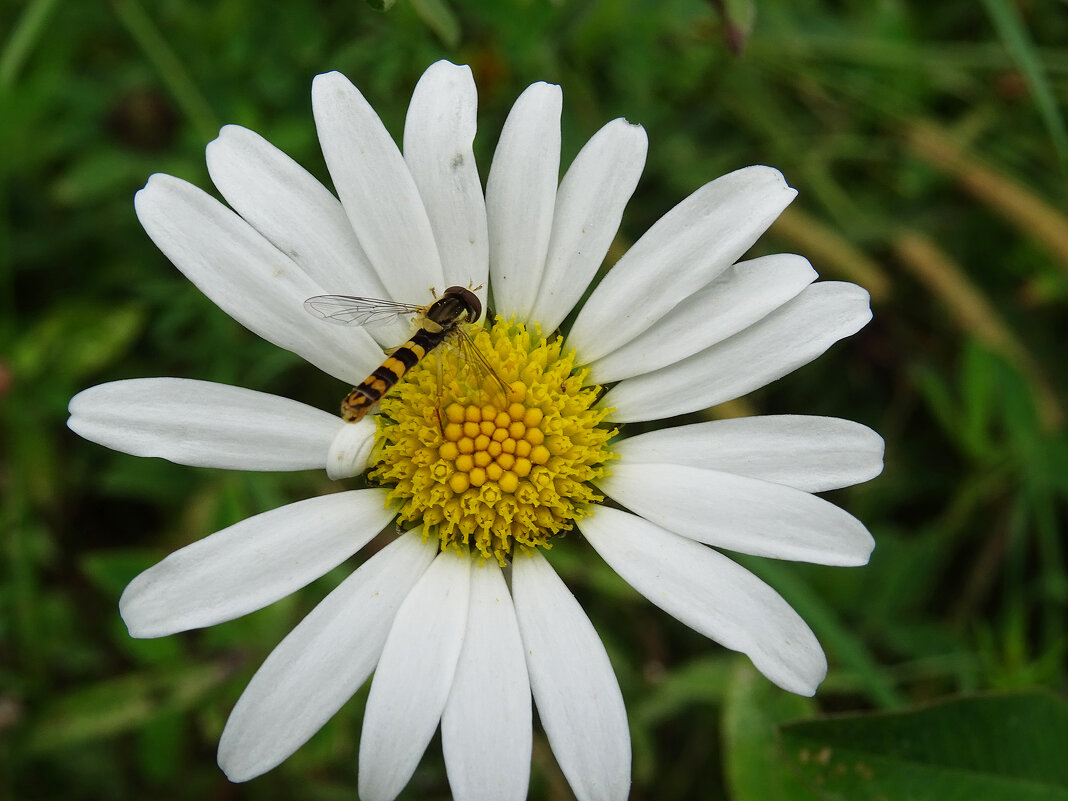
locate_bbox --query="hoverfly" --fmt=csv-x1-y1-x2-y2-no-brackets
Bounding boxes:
304,286,507,423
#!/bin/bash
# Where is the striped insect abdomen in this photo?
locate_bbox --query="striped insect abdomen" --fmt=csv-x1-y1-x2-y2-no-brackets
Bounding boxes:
341,326,449,422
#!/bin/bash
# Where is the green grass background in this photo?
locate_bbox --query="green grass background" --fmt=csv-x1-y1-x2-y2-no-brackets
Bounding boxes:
2,0,1067,799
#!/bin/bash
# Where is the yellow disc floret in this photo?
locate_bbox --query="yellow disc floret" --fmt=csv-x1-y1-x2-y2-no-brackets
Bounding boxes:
368,318,615,563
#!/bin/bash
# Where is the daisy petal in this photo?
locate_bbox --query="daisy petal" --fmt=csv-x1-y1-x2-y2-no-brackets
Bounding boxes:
205,125,386,296
219,530,438,781
206,125,406,346
614,415,885,492
312,71,444,302
404,61,489,302
567,166,797,364
486,82,562,320
527,119,648,333
596,463,874,565
601,281,872,423
512,551,630,801
120,489,396,637
135,174,384,385
359,550,472,801
326,418,377,480
442,562,532,801
68,377,341,470
578,507,827,696
587,254,816,383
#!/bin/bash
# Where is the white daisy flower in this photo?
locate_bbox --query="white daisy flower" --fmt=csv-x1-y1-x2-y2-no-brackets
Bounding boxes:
68,60,881,801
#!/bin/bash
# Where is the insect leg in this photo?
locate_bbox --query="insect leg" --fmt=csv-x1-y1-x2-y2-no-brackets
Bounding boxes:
434,353,446,435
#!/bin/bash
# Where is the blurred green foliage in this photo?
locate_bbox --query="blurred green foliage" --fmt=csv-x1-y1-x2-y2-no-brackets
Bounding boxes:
2,0,1067,799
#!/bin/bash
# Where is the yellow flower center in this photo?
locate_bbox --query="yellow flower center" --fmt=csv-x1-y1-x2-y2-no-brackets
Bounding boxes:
368,318,615,562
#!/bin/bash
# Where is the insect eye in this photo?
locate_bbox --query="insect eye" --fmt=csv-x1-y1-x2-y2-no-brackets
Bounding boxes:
460,288,482,322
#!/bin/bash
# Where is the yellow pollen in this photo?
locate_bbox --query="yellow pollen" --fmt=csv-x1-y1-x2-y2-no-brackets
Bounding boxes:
500,471,519,493
368,317,615,562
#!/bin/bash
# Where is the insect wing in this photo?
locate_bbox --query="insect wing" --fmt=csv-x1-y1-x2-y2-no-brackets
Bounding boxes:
303,295,427,327
453,326,512,404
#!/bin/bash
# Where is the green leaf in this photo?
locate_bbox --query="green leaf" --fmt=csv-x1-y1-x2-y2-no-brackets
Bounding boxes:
981,0,1068,168
137,711,185,782
0,0,61,91
80,549,159,599
781,691,1068,801
410,0,461,48
912,363,965,453
738,556,905,708
723,661,822,801
632,656,733,725
710,0,757,54
20,664,228,754
630,656,733,784
111,0,219,141
365,0,396,10
12,303,145,382
51,149,152,206
960,342,998,458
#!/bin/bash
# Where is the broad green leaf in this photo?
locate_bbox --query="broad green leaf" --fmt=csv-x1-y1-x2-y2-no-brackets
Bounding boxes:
781,691,1068,801
723,661,821,801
